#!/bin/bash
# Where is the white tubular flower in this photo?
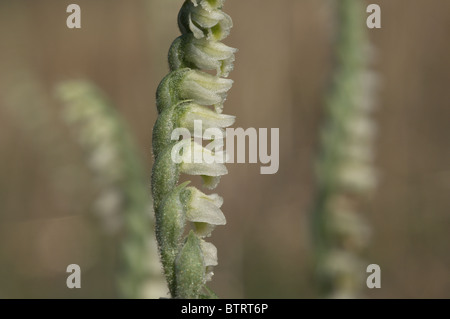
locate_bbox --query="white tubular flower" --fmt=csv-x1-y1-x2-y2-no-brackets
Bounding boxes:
187,36,236,77
320,250,365,298
152,101,234,158
179,102,235,137
156,68,233,114
200,240,219,266
345,114,377,143
325,196,371,250
184,186,226,238
337,162,377,193
88,142,120,176
179,0,232,41
93,188,123,234
181,70,233,113
199,240,218,282
177,139,228,176
341,143,375,163
169,34,236,77
356,70,380,112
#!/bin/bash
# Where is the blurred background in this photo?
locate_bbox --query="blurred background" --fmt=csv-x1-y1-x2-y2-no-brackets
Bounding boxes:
0,0,449,298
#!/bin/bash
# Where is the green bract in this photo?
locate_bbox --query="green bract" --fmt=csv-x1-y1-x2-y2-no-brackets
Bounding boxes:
151,0,235,299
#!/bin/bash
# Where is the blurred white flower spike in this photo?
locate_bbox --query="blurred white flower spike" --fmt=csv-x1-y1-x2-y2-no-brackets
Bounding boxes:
56,81,168,298
313,0,379,299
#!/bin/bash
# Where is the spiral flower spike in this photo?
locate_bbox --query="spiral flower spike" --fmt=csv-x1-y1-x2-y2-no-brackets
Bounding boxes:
151,0,236,299
313,0,379,298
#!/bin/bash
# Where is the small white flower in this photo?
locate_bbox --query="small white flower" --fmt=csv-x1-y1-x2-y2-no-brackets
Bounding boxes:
180,70,233,112
345,114,377,143
93,188,123,234
320,250,365,295
185,187,226,224
179,1,232,41
199,240,218,282
169,34,236,77
185,35,237,77
340,143,374,163
88,142,120,178
184,186,226,237
200,240,218,267
325,196,371,250
337,161,377,193
179,102,235,136
176,139,229,176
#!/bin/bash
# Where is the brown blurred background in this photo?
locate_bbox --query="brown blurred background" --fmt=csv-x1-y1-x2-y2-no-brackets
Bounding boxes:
0,0,449,298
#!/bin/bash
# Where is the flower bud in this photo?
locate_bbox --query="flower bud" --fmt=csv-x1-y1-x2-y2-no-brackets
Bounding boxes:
179,1,232,41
